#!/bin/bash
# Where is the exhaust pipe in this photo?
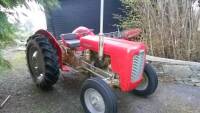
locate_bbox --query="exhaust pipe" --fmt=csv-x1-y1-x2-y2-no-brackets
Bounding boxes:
98,0,104,60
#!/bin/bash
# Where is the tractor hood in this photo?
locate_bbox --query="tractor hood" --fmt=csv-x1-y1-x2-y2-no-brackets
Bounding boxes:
80,35,146,55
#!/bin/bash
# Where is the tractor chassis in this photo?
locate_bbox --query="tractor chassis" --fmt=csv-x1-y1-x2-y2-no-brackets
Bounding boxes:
63,57,120,87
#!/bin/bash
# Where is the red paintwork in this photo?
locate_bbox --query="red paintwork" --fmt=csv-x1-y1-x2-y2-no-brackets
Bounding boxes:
122,28,142,39
34,28,147,92
80,35,147,92
72,26,95,38
35,30,63,70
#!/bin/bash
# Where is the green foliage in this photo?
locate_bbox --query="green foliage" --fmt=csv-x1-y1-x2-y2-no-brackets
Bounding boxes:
0,11,16,48
118,0,142,29
0,0,59,9
37,0,60,10
0,11,16,68
0,0,26,8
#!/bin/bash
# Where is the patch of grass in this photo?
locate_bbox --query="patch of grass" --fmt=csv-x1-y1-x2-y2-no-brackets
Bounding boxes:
0,62,11,79
0,52,12,73
0,51,26,78
11,51,26,68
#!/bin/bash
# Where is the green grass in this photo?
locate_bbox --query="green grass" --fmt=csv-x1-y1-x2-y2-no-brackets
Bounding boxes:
0,51,26,78
11,51,26,68
0,62,10,78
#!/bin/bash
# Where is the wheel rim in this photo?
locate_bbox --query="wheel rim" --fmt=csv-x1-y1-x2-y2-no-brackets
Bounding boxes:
28,47,45,83
84,88,105,113
136,73,149,90
32,51,39,71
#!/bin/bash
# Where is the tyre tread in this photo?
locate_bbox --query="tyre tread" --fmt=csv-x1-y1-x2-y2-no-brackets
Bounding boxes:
26,35,60,90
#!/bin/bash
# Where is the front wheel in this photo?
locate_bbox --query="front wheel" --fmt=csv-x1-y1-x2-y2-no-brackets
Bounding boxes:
80,77,117,113
132,63,158,96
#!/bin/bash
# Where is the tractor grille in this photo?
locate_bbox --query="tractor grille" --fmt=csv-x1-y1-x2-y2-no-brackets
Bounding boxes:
131,50,145,82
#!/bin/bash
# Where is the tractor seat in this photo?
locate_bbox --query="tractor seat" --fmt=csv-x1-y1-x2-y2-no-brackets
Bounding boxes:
60,33,80,48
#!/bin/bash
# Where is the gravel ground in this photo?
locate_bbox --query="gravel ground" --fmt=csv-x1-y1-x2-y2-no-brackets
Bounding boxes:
0,50,200,113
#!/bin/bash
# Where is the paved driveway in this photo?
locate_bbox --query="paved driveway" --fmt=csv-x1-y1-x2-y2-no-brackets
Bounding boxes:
0,50,200,113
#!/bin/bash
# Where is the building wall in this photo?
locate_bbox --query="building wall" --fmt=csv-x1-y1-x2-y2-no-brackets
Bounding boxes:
46,0,123,37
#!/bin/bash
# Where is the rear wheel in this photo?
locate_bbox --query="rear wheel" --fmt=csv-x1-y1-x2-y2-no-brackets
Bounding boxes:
80,77,117,113
26,35,60,90
133,63,158,96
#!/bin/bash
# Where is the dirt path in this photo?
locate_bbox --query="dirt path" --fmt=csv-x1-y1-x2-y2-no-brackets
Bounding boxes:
0,50,200,113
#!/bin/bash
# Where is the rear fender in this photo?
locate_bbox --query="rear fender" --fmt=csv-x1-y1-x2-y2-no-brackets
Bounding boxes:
34,29,62,69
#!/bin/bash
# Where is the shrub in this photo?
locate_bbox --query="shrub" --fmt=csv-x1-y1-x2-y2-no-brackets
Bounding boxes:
119,0,200,61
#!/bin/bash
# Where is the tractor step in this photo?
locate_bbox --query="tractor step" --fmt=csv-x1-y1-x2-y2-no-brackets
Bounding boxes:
61,71,77,79
61,65,70,71
61,65,79,80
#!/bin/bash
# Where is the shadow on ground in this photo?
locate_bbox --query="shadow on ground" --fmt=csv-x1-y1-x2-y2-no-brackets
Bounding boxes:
0,49,200,113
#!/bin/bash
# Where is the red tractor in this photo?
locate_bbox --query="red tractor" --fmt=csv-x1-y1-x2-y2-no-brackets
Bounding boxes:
26,1,158,113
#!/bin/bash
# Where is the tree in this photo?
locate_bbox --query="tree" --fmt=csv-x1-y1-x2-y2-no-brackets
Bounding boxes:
0,0,59,68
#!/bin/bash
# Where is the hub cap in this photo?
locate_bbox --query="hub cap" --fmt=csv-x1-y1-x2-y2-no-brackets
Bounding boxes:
32,51,39,70
136,73,149,90
84,88,105,113
28,47,45,83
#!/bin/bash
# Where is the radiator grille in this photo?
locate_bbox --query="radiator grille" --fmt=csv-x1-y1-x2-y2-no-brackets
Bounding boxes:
131,50,145,82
